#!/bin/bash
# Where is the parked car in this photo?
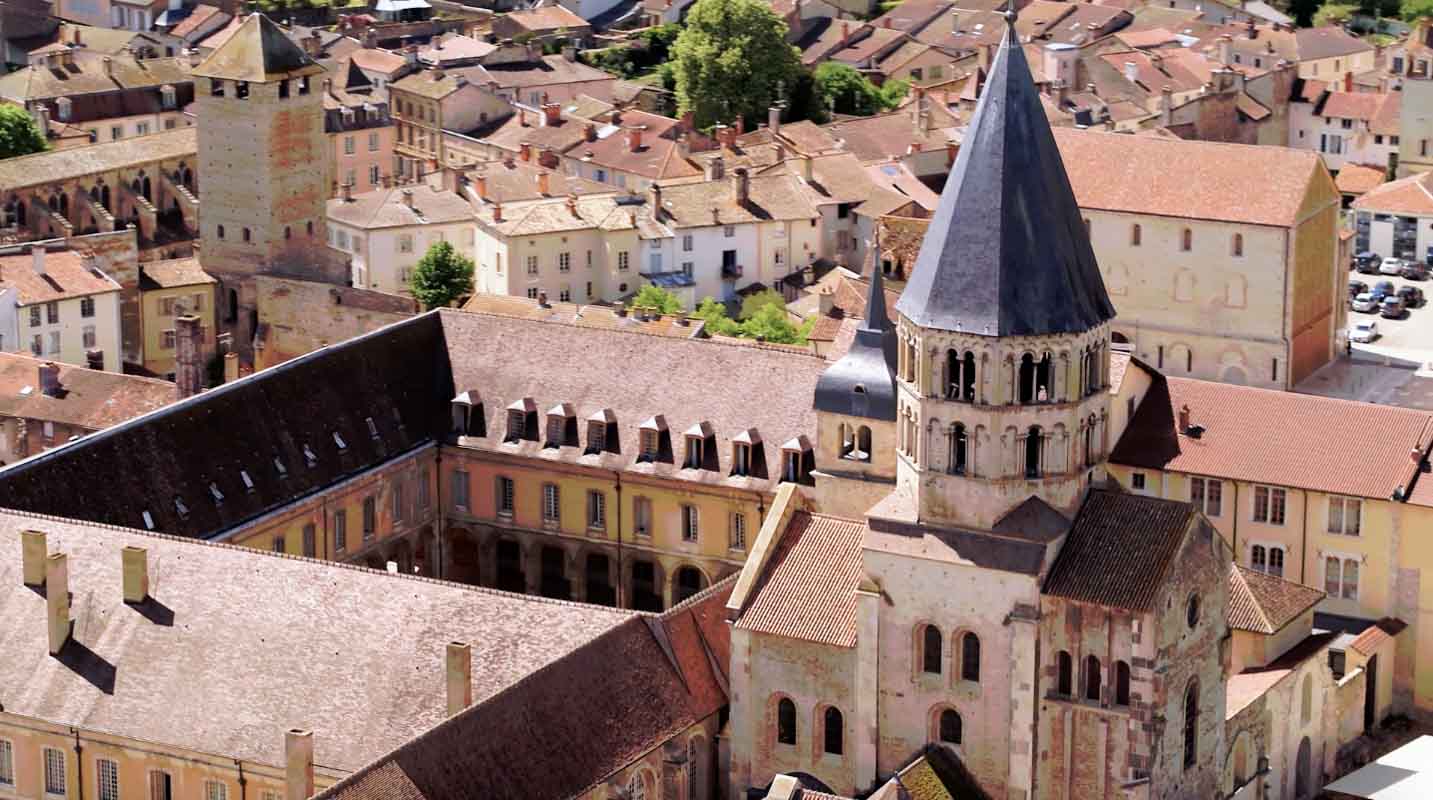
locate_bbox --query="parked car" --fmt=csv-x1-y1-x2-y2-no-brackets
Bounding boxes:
1380,257,1406,275
1399,285,1424,307
1382,296,1407,318
1403,261,1429,281
1350,320,1380,343
1355,251,1382,273
1349,279,1369,298
1352,292,1380,312
1374,280,1398,301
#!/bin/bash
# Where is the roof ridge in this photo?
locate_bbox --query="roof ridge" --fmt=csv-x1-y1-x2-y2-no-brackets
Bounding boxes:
1229,566,1274,632
1165,375,1433,418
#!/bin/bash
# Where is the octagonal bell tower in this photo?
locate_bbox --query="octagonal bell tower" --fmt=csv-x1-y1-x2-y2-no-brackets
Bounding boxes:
890,8,1118,531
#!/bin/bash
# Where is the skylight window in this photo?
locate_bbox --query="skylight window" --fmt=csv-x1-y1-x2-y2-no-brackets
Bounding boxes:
333,431,348,450
142,510,155,530
366,417,379,438
209,483,224,503
303,444,318,467
174,497,189,518
274,456,288,476
241,470,254,491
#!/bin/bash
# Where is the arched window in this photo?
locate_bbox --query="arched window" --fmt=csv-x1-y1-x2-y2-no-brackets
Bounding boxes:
242,227,251,242
307,221,314,236
938,709,962,744
839,423,854,459
949,424,967,475
1180,227,1192,251
945,349,960,399
1018,353,1035,403
688,738,701,800
1115,661,1130,706
1251,544,1266,572
962,352,975,400
1301,674,1313,725
823,707,844,755
1085,655,1102,701
1130,223,1141,246
857,426,872,462
1057,651,1072,696
1232,233,1244,257
628,772,646,800
961,633,980,682
922,625,943,674
1232,734,1249,787
217,224,225,239
1025,426,1042,479
1183,682,1199,769
776,698,796,745
1036,353,1052,401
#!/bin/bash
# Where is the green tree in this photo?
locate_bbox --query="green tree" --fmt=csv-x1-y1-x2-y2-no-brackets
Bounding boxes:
630,283,684,314
693,296,740,335
1404,0,1433,20
738,302,813,344
668,0,801,128
737,287,786,320
409,240,474,309
812,63,908,117
1315,3,1359,25
0,105,47,161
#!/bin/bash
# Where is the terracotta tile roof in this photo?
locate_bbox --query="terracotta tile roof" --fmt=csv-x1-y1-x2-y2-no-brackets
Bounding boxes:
418,34,495,66
1236,92,1271,121
569,122,702,181
1111,374,1433,499
459,294,702,338
0,247,121,304
654,173,820,225
1320,90,1385,121
0,127,196,194
138,257,217,290
1116,27,1180,48
1054,128,1324,227
349,47,408,75
1336,163,1387,196
192,14,325,82
0,53,192,102
0,352,174,431
1371,91,1401,136
1352,170,1433,216
465,55,614,91
328,184,475,230
466,158,610,204
1227,564,1324,634
1108,349,1131,393
391,68,471,100
822,105,961,163
0,512,632,773
1295,25,1372,61
477,193,634,236
317,581,732,800
736,512,865,647
170,4,227,39
502,4,588,31
1042,489,1197,612
1349,617,1407,656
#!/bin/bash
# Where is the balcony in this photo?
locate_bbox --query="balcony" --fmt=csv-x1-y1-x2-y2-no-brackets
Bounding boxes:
722,263,743,280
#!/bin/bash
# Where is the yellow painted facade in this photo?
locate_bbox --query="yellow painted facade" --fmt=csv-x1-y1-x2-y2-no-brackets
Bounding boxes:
140,282,216,379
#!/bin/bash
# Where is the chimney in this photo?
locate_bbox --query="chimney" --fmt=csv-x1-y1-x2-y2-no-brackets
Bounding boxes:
1123,60,1138,83
174,314,204,399
951,11,959,33
30,245,45,276
187,47,202,67
537,290,550,308
583,123,597,142
73,25,81,45
21,529,46,587
474,172,488,199
649,182,663,218
562,45,576,62
537,170,551,196
85,348,104,371
519,141,532,161
102,56,113,78
769,104,781,136
1245,18,1256,39
402,188,415,208
493,202,503,222
538,148,559,169
818,287,835,315
627,127,644,152
341,181,353,202
1217,34,1232,65
946,140,957,166
734,116,745,136
122,545,149,604
1344,71,1353,93
543,102,561,126
1178,404,1191,434
566,193,579,216
223,351,239,384
285,730,314,800
38,361,61,397
706,155,725,180
1160,85,1173,124
47,552,70,655
447,641,473,715
732,167,750,207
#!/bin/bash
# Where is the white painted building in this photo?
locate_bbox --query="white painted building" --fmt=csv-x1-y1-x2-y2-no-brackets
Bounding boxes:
326,184,477,298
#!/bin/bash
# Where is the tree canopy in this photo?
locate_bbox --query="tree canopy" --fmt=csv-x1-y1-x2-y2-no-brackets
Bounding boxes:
668,0,802,128
812,63,909,119
0,105,47,161
1404,0,1433,20
693,291,813,344
630,283,685,314
408,241,474,309
1314,3,1359,25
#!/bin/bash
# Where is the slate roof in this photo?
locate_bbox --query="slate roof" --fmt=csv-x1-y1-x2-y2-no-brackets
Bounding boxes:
0,352,175,432
1042,489,1197,612
317,580,732,800
1227,564,1324,635
735,512,866,647
1110,373,1433,500
814,260,898,421
192,14,325,82
895,13,1115,337
0,512,631,774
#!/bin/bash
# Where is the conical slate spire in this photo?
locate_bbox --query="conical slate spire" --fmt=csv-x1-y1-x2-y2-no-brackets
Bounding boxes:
812,240,898,420
861,245,890,335
893,11,1115,337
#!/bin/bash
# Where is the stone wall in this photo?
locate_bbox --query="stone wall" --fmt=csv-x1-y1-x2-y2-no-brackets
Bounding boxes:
254,277,417,370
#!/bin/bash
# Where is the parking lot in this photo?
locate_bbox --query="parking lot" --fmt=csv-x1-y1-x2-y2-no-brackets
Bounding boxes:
1347,264,1433,364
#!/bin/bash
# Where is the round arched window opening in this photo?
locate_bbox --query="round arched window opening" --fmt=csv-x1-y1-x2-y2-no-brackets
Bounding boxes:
854,384,866,394
1186,594,1200,628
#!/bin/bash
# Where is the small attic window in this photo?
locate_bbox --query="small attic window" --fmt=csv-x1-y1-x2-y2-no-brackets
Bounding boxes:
366,417,379,439
142,510,155,530
731,429,767,479
273,456,288,477
684,422,716,471
451,392,486,437
209,482,224,504
240,470,255,491
505,399,537,443
303,444,318,467
781,436,815,486
545,403,576,448
586,410,618,455
174,496,189,519
638,415,670,463
235,81,250,99
333,431,348,451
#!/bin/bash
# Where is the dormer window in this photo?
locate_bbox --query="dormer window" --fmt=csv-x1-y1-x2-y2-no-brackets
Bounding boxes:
684,422,716,471
638,415,670,463
545,403,576,448
505,398,537,443
302,444,318,467
161,84,176,109
333,431,347,451
731,429,766,478
209,482,224,504
210,78,225,97
274,456,288,476
174,496,189,519
142,510,155,530
56,97,71,122
235,81,250,99
586,409,618,455
240,470,255,491
781,436,815,485
451,391,485,437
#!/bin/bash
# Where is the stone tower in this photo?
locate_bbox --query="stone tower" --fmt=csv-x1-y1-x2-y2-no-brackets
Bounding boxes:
889,10,1118,531
192,14,335,361
811,261,899,518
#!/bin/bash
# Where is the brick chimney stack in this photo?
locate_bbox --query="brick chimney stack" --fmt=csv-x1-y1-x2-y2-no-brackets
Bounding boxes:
31,245,45,276
122,545,149,604
174,314,204,399
1178,404,1191,434
627,127,644,152
223,351,239,384
85,348,104,370
47,552,70,655
537,170,551,196
519,141,532,161
768,104,781,136
732,167,750,207
285,730,314,800
38,361,61,397
542,102,561,126
474,171,488,199
446,641,473,716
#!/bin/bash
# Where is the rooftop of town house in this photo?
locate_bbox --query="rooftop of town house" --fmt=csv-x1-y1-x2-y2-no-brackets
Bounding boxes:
0,126,196,193
0,352,175,433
